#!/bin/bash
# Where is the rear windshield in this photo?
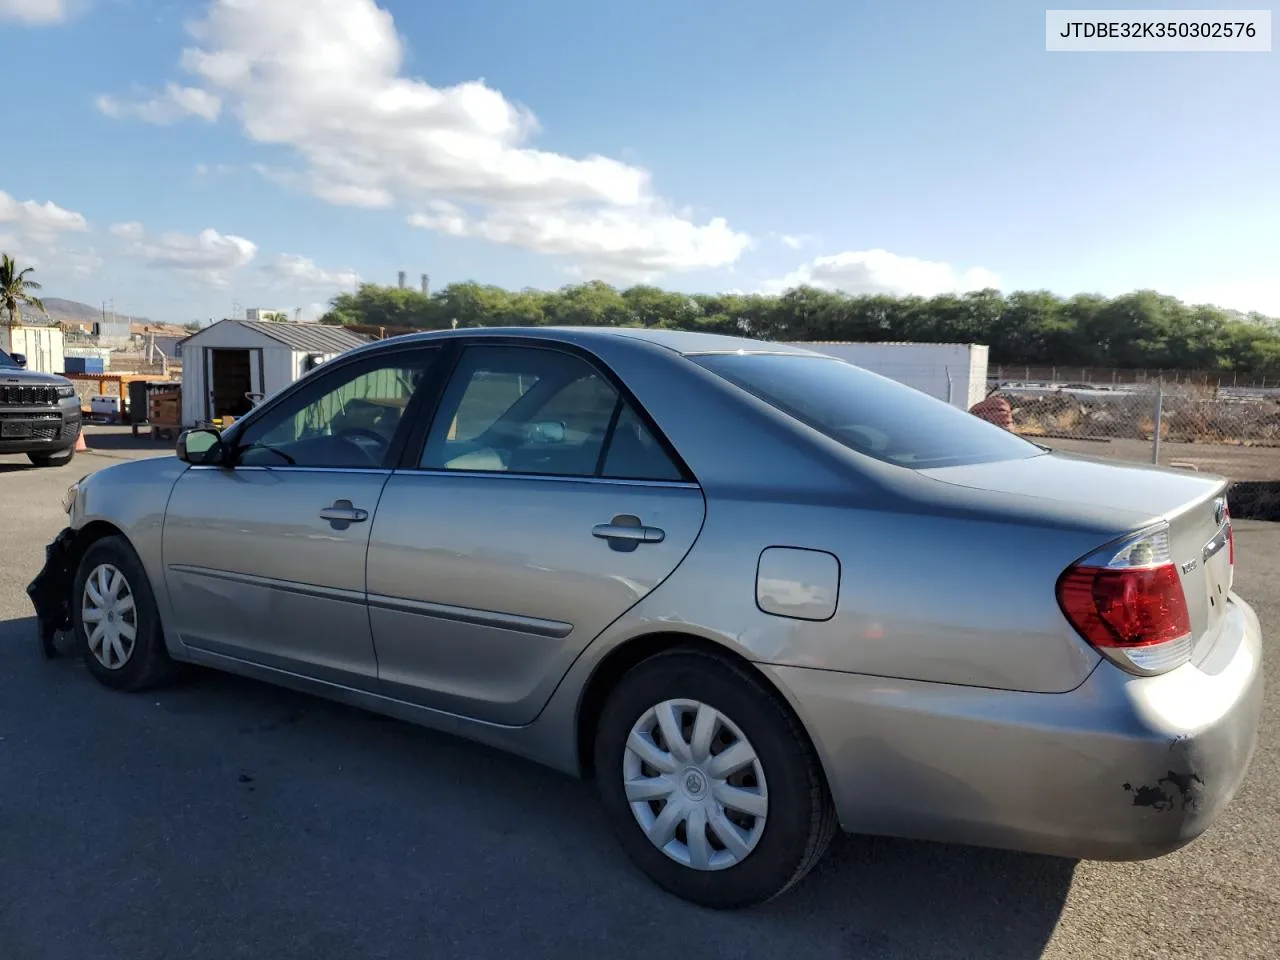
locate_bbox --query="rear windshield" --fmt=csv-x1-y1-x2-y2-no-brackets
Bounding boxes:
0,350,17,369
692,352,1043,469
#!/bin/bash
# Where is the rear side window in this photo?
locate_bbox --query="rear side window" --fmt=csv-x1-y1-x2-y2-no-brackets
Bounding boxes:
692,353,1042,469
421,345,688,482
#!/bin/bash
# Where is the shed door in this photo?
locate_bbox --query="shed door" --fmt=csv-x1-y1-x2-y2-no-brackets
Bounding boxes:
205,347,264,421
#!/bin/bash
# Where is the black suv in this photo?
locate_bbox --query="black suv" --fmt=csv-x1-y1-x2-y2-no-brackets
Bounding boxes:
0,349,83,467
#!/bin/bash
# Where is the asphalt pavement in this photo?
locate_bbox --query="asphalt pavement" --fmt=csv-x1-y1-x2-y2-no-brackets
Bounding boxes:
1,427,1277,960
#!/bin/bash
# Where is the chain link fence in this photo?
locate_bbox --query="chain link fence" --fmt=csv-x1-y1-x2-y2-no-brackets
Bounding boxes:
983,378,1280,482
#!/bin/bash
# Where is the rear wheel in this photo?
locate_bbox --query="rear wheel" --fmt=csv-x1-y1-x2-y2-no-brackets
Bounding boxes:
593,649,836,909
72,535,181,691
28,447,74,467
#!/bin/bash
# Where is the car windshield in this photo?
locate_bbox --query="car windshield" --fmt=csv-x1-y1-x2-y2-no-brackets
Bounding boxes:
0,350,18,369
693,352,1044,470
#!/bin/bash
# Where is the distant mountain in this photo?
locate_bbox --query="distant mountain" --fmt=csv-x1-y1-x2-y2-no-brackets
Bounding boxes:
36,298,150,327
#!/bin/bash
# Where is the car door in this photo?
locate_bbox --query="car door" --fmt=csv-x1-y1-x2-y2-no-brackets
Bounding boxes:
365,342,707,725
162,344,443,690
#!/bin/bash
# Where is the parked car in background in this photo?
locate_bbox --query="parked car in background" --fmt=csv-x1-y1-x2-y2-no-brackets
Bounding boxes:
0,347,82,467
29,327,1263,908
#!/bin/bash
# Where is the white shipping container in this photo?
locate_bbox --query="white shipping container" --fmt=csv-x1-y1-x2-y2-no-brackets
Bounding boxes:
783,341,989,410
1,325,66,375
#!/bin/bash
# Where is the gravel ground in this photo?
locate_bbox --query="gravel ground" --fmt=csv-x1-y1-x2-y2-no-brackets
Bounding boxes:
0,426,1276,960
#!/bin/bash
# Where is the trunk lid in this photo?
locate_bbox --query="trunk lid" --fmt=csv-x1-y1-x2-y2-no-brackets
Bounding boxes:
922,451,1233,664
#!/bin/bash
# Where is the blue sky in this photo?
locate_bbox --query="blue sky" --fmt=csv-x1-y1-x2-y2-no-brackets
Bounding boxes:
1,0,1277,324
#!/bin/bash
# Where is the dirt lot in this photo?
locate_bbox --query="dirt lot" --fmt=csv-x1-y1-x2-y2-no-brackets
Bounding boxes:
1044,436,1280,481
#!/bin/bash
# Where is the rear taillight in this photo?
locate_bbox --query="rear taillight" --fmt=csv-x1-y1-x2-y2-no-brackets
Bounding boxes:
1056,525,1193,676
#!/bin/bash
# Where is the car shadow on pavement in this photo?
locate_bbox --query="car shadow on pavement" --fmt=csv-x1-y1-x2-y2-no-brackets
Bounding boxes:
5,622,1075,960
82,426,175,454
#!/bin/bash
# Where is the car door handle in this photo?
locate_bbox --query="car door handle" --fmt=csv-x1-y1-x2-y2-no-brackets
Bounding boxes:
592,517,665,544
319,500,369,523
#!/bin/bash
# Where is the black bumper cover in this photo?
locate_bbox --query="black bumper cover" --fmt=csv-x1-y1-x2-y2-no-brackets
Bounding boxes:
26,527,77,659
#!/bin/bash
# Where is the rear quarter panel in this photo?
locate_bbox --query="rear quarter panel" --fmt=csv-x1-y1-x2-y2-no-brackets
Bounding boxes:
574,339,1135,693
598,489,1118,693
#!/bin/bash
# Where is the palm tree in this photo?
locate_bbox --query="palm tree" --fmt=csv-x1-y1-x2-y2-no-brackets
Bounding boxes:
0,254,45,330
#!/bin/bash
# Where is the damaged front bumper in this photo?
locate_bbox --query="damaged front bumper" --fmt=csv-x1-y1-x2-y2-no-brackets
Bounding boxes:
26,526,78,659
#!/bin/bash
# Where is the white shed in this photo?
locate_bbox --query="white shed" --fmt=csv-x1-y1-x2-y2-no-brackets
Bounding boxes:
179,320,371,427
783,341,990,410
2,324,65,375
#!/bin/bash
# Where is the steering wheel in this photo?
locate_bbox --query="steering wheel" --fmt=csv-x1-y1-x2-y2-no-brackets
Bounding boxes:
335,426,390,463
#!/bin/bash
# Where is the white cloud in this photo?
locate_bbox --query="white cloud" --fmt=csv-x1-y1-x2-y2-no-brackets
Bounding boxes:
776,233,815,251
0,189,99,281
101,0,749,278
0,190,89,244
109,220,145,240
409,201,749,282
264,253,360,290
96,82,222,125
55,246,104,279
0,0,68,24
763,249,1002,297
120,225,257,286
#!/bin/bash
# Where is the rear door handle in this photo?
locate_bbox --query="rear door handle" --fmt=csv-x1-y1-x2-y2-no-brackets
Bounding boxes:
592,514,665,547
319,499,369,523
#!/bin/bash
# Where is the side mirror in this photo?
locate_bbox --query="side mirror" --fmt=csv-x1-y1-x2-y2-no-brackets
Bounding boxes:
176,428,226,465
11,353,26,369
526,420,566,444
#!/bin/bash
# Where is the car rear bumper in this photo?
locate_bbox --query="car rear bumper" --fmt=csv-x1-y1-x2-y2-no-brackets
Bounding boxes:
763,593,1264,861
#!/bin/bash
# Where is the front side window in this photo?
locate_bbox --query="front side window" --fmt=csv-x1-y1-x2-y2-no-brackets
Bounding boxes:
421,345,686,481
693,352,1043,469
235,350,437,468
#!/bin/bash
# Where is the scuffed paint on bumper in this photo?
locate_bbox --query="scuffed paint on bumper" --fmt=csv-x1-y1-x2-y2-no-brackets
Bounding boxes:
764,594,1264,861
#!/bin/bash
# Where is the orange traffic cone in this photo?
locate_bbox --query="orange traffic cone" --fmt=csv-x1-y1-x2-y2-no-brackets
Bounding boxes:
75,430,88,452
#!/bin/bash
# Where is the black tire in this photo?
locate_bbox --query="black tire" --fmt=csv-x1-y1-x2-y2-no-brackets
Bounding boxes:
72,535,180,691
28,447,75,467
593,648,837,909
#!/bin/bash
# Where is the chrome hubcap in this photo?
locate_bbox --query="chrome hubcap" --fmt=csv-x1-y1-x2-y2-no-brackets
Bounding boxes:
622,698,769,871
82,563,137,670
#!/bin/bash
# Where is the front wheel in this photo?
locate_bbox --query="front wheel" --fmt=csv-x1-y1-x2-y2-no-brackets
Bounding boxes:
593,649,836,909
72,535,181,691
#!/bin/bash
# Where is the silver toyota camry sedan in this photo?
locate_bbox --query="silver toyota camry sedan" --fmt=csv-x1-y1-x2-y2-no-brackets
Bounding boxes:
29,327,1264,908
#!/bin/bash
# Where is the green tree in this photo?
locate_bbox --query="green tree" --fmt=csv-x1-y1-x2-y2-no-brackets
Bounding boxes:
0,254,45,329
550,281,631,327
311,276,1280,376
321,284,436,328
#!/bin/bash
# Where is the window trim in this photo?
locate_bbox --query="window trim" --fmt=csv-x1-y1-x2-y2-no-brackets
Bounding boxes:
401,337,697,485
222,343,446,472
